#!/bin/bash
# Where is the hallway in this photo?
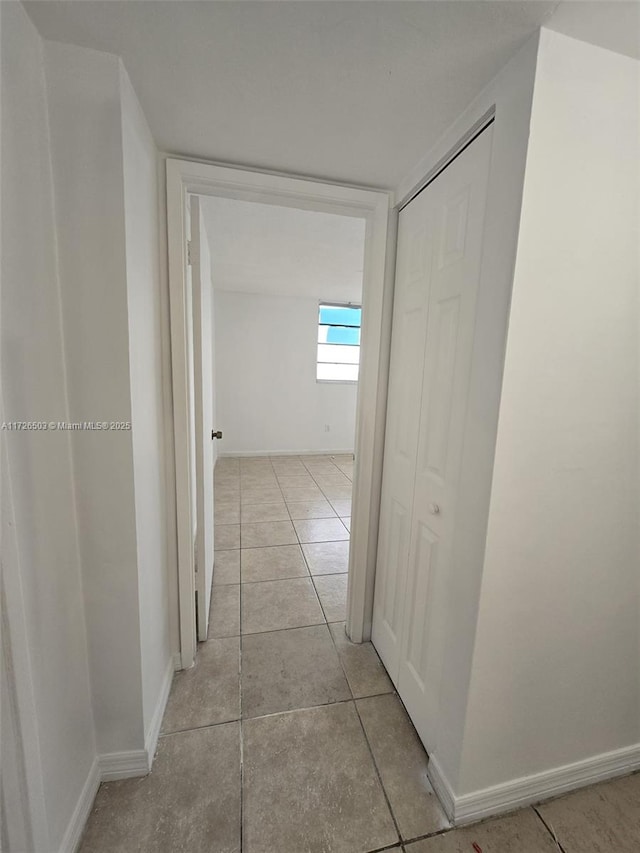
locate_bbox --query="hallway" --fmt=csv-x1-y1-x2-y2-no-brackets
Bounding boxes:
78,454,640,853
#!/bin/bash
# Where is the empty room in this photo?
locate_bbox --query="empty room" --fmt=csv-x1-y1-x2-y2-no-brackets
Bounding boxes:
2,2,639,852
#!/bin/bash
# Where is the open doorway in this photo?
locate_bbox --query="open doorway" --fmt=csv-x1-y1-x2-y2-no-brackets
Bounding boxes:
166,160,391,668
196,195,366,645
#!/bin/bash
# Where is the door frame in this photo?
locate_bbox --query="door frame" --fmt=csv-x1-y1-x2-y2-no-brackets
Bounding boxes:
188,195,216,641
1,434,50,852
166,158,393,668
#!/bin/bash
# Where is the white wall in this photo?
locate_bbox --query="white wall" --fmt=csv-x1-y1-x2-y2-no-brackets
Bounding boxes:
0,16,172,845
458,29,640,796
44,38,145,756
120,66,172,741
44,38,173,759
1,4,96,849
214,290,359,455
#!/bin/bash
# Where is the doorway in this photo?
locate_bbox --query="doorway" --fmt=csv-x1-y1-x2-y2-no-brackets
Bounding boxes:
194,194,367,643
166,160,392,668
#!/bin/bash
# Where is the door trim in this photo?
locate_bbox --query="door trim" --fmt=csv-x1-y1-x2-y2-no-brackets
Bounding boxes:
396,108,495,211
1,435,50,851
166,158,392,666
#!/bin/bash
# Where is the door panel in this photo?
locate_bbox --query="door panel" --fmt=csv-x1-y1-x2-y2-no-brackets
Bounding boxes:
371,189,434,678
373,126,494,750
423,296,460,477
404,521,438,685
380,499,410,639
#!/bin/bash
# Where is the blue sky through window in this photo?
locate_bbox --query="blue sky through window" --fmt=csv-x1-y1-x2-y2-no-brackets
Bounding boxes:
319,306,361,327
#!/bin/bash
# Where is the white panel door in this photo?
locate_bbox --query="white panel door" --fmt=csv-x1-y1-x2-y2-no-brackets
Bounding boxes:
371,188,434,677
398,128,493,751
190,196,215,640
373,126,493,749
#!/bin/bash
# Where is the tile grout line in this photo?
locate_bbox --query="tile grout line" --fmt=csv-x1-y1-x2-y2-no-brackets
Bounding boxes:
326,616,403,849
222,457,353,550
532,805,567,852
309,571,331,625
364,843,406,853
353,696,404,848
327,615,357,703
324,605,450,849
232,569,347,586
213,618,345,642
217,536,348,552
163,687,404,738
396,825,452,845
160,716,240,739
216,454,352,853
244,697,357,725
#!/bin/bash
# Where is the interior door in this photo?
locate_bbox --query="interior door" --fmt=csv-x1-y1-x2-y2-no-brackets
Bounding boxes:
190,196,216,640
373,126,494,751
371,188,434,674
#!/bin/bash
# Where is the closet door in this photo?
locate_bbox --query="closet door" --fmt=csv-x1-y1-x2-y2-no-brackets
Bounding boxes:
371,188,434,677
373,126,494,749
397,126,493,751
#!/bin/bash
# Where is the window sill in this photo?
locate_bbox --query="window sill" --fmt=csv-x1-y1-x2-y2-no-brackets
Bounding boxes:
316,379,359,385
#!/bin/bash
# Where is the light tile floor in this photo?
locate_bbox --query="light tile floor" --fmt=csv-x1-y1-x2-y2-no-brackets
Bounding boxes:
80,453,640,852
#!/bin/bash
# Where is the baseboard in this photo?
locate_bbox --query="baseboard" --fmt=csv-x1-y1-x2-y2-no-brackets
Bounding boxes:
98,749,149,782
58,757,100,853
144,657,174,764
218,449,354,458
429,743,640,826
59,660,174,851
427,757,456,822
59,752,148,851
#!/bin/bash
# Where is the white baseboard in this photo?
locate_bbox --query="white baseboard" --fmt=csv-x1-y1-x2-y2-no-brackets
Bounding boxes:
429,743,640,826
98,656,174,782
144,657,174,764
218,449,354,458
59,659,174,851
98,749,149,782
427,757,456,822
58,758,100,853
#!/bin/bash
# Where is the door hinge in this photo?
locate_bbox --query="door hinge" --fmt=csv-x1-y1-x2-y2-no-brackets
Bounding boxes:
187,240,192,266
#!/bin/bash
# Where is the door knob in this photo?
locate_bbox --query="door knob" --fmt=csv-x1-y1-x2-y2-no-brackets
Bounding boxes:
429,503,440,514
212,430,222,440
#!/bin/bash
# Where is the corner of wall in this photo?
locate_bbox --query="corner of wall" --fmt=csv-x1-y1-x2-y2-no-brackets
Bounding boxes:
43,31,146,760
57,758,101,853
144,656,175,764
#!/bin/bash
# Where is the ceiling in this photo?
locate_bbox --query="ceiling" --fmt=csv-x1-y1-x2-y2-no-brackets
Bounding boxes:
545,1,640,60
25,0,562,189
200,197,365,302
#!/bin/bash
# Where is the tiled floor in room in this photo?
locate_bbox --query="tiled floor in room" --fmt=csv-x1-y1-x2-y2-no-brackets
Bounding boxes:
81,454,640,852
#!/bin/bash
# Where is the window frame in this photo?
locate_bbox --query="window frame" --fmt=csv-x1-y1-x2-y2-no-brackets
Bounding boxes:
316,300,362,385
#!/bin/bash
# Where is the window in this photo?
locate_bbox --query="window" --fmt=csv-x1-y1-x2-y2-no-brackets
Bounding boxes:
317,303,361,382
